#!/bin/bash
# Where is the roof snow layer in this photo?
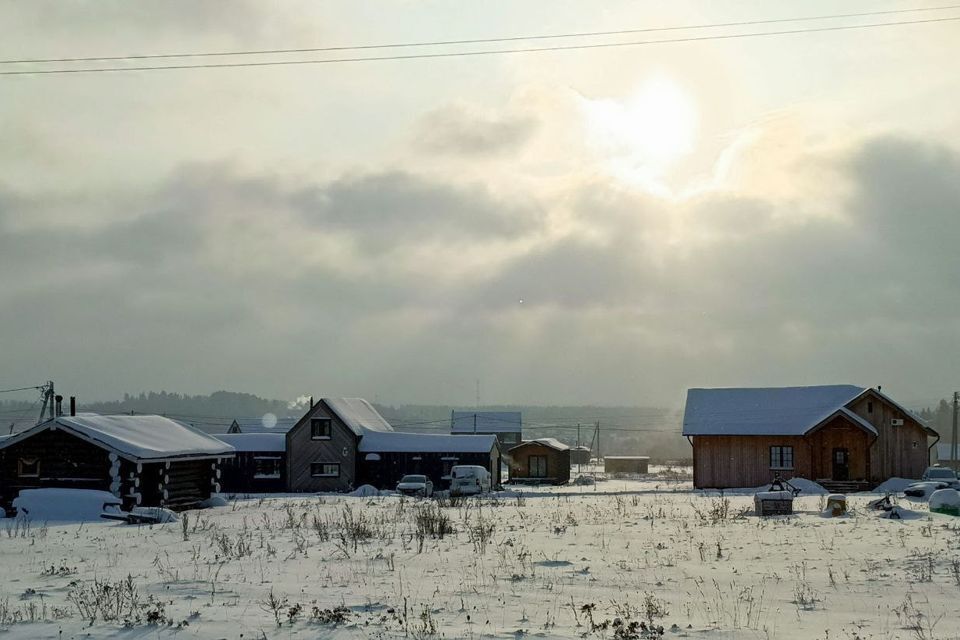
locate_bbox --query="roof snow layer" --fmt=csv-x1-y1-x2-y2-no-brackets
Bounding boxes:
230,417,299,434
682,385,867,436
359,430,497,453
323,398,394,436
0,414,234,460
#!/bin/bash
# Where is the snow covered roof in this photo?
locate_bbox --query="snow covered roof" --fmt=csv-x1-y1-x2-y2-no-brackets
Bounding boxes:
213,433,286,453
509,438,570,452
682,385,868,436
322,398,394,436
451,411,522,434
0,414,234,461
229,417,299,434
359,430,497,454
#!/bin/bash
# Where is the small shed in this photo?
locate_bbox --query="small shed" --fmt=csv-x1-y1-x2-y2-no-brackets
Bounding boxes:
0,414,234,514
507,438,570,485
215,433,286,493
604,456,650,475
570,446,592,465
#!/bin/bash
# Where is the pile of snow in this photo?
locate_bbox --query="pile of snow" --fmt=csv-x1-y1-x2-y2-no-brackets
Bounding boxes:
200,495,230,508
13,488,121,522
929,488,960,514
349,484,381,497
754,491,794,500
903,482,946,499
722,477,828,496
877,505,924,520
873,477,917,494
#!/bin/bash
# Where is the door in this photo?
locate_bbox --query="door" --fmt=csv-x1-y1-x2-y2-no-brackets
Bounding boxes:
832,448,849,481
529,455,548,478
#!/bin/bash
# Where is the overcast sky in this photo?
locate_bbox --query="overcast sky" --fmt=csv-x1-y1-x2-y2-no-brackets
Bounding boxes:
1,1,958,408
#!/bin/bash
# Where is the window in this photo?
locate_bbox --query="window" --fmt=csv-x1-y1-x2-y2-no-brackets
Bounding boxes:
18,457,39,478
769,446,794,470
529,455,548,478
867,401,873,414
311,418,332,440
253,456,282,479
310,462,340,477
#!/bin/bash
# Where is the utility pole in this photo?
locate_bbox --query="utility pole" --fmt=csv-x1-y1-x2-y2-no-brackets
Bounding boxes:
952,392,958,469
595,420,601,463
37,380,55,424
475,379,480,409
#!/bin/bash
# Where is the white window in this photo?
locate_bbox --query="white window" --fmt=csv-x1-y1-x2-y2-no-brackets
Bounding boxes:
310,462,340,477
253,456,282,479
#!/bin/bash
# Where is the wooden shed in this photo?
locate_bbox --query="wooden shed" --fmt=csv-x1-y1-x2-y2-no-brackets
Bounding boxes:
507,438,571,485
683,385,938,491
0,414,234,514
215,433,286,493
604,456,650,475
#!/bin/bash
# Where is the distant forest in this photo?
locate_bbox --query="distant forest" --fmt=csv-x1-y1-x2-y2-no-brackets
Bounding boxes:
3,389,955,462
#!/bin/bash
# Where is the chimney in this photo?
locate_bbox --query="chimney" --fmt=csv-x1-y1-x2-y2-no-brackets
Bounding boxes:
310,396,314,408
70,396,76,417
55,395,63,417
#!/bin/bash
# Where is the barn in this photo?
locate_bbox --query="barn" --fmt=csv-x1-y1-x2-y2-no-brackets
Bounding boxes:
507,438,571,485
215,433,286,493
683,385,939,491
0,413,234,514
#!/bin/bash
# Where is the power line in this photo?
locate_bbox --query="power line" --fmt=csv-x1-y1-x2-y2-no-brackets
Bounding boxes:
3,15,958,77
3,4,957,66
0,385,43,394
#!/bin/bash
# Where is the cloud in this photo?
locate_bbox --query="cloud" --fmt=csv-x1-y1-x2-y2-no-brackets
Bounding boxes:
414,104,538,156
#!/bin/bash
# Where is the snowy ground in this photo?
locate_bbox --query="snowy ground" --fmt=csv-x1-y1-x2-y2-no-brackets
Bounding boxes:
1,471,959,639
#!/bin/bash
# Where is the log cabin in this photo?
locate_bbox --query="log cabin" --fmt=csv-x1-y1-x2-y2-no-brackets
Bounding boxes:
0,413,234,514
683,385,939,491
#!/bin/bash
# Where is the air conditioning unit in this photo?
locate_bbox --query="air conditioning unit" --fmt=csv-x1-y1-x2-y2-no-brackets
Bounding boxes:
891,418,904,426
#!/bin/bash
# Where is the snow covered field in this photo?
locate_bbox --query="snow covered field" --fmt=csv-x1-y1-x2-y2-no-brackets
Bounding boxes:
1,474,959,639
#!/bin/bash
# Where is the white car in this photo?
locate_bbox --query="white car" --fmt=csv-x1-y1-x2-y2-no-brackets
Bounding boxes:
450,465,491,495
396,475,433,497
921,466,959,486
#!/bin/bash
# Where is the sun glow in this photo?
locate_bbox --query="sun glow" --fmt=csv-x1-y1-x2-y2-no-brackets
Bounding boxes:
581,75,698,186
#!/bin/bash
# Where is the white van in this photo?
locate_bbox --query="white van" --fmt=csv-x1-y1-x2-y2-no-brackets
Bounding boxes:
450,465,491,495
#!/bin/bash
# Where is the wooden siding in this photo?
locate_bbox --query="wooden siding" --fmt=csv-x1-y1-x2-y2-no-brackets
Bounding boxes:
692,435,808,489
508,443,570,484
846,391,930,483
286,402,358,492
807,416,871,481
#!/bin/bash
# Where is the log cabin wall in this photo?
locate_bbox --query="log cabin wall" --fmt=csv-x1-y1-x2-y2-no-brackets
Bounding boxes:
847,391,930,482
0,429,111,512
691,435,808,489
286,402,359,492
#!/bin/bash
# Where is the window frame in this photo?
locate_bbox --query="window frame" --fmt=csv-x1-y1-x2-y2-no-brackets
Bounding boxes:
310,417,332,440
17,457,40,478
252,455,283,480
310,461,340,478
529,454,548,478
769,446,794,470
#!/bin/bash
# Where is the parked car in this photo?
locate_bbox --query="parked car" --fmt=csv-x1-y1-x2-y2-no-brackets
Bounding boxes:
396,474,433,497
450,465,491,495
921,466,959,485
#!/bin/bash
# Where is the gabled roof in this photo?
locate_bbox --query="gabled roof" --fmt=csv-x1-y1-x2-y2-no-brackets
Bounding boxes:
358,430,497,454
451,411,522,434
229,417,299,434
214,432,286,453
322,398,394,436
0,414,234,461
509,438,570,452
682,385,867,436
855,387,936,435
